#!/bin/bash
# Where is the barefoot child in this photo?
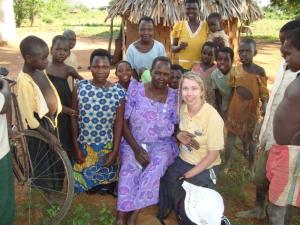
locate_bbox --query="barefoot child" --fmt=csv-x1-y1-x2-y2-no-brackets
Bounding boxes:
192,41,217,106
266,27,300,225
47,35,83,158
236,19,300,222
224,38,269,173
211,47,234,118
71,49,126,193
207,13,230,49
16,35,64,190
169,64,183,89
115,60,133,90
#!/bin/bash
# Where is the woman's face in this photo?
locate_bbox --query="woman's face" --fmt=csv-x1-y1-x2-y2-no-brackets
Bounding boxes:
185,3,199,21
138,20,154,42
181,78,204,106
90,56,110,83
151,61,170,89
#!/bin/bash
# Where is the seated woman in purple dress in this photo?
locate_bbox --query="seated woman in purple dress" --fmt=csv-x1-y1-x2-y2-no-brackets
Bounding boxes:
116,56,179,225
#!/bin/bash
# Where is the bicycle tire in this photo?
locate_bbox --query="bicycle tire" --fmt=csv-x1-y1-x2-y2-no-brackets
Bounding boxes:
13,130,74,225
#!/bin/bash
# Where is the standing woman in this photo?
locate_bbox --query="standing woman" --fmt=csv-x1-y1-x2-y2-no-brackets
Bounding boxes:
171,0,208,71
125,16,166,82
158,72,224,222
116,56,179,225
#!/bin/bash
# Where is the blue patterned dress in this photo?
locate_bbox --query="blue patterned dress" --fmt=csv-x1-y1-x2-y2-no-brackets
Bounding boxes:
73,80,126,193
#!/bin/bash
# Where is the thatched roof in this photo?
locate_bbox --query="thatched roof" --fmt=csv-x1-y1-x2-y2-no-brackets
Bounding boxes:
107,0,262,26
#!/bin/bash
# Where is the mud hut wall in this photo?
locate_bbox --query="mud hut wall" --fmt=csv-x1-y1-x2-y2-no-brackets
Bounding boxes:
123,18,239,62
125,20,172,58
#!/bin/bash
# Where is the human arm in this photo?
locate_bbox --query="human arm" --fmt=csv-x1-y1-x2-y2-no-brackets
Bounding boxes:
183,150,220,178
70,85,85,163
215,89,223,116
123,118,149,167
104,100,125,166
171,38,188,53
257,68,269,116
62,105,77,116
67,66,83,80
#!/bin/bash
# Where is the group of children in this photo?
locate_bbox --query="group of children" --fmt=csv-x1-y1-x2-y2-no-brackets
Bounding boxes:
1,10,298,224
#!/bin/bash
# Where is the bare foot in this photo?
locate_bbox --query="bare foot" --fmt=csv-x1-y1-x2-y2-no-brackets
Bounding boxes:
127,210,139,225
116,211,127,225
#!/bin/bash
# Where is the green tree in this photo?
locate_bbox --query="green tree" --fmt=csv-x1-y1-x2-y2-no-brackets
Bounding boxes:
13,0,43,27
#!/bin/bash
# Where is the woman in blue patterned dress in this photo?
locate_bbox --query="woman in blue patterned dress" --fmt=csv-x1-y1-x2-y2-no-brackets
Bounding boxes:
71,49,126,193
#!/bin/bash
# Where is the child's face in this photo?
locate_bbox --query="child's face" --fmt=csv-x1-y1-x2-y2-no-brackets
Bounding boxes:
283,39,300,72
51,40,70,63
151,61,170,89
207,18,221,33
169,69,182,89
201,46,214,65
90,56,110,82
217,52,232,74
66,34,76,50
116,63,132,83
238,42,256,65
27,46,49,70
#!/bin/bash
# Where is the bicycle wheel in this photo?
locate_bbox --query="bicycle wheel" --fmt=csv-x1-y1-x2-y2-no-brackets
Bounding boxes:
13,130,74,225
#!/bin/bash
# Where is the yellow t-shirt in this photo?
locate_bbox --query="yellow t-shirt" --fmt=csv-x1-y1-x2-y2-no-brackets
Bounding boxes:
179,103,224,166
171,21,208,70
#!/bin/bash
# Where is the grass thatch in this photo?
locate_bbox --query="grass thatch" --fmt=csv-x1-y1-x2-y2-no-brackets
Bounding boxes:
107,0,262,26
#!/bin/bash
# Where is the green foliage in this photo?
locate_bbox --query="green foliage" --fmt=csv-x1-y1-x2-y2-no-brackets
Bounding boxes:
263,3,300,20
42,204,60,225
13,0,44,27
98,206,115,225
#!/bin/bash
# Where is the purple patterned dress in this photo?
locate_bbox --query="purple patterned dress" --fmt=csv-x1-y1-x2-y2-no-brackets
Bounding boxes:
117,80,179,211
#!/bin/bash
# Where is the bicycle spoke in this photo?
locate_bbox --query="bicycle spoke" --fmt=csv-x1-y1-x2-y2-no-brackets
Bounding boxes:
32,138,45,166
34,157,65,179
31,143,49,172
31,184,68,195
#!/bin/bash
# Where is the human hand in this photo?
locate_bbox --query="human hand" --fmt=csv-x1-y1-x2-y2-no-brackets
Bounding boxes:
47,133,61,150
104,152,117,167
179,42,188,50
176,131,200,150
75,147,85,164
134,146,149,168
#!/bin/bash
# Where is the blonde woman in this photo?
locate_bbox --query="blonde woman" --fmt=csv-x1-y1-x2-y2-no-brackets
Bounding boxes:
158,72,224,222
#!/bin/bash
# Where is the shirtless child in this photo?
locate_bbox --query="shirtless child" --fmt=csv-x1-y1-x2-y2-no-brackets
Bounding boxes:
267,27,300,225
17,36,64,190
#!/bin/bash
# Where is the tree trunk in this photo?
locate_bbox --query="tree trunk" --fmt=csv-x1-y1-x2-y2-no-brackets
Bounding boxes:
0,0,17,45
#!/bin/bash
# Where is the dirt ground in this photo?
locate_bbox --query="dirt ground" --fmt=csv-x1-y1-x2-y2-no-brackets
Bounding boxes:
1,31,283,225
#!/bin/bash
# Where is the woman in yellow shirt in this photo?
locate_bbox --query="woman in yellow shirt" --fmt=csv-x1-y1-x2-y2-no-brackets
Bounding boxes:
171,0,208,71
158,72,224,222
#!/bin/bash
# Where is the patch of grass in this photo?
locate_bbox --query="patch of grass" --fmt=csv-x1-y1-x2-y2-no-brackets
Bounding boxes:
19,8,121,40
251,18,288,42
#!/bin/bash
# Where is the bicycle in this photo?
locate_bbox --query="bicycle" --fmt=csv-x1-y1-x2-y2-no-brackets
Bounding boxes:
0,67,74,225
